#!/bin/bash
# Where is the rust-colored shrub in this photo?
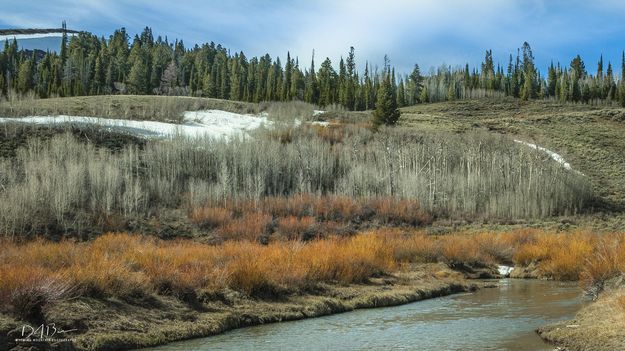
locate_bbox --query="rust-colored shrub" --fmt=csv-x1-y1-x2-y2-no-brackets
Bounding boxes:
276,216,317,241
0,265,72,321
367,198,432,226
189,206,232,228
441,235,493,266
217,212,272,242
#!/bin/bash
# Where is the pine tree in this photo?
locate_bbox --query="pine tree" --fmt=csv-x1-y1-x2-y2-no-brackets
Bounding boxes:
290,58,304,101
570,55,586,79
372,61,400,127
304,51,318,104
17,59,33,93
338,57,346,106
620,52,625,107
318,57,336,106
520,42,536,100
363,62,374,109
597,54,604,79
283,52,292,100
547,61,557,97
91,53,105,95
127,56,149,94
409,63,423,103
397,79,406,107
481,50,495,89
345,46,356,110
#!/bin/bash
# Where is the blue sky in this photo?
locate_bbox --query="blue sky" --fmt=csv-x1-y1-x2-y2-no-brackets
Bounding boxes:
2,0,625,76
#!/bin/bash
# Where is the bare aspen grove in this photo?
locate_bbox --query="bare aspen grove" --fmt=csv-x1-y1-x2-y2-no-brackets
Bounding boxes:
0,114,591,238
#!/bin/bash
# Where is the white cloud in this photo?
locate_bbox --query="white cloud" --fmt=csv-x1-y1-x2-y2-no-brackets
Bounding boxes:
2,0,624,74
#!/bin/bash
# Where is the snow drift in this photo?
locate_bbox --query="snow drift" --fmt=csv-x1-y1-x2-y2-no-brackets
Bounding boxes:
0,110,271,139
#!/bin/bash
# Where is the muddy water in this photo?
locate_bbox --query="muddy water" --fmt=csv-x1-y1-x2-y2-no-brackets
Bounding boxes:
144,279,584,351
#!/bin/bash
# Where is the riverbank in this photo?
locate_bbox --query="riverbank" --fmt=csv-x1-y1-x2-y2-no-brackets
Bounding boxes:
3,229,625,351
1,263,470,351
537,281,625,351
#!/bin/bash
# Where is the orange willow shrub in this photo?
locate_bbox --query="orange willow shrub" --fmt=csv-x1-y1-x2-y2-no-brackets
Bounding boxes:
189,206,232,228
0,232,400,318
511,231,597,280
580,233,625,289
204,194,431,227
276,216,317,240
217,212,273,242
376,229,441,263
3,230,625,320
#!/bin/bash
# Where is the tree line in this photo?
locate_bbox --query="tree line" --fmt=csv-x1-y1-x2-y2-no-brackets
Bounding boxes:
1,26,625,109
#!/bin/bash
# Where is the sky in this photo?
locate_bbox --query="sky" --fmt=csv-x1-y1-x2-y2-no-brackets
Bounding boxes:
2,0,625,76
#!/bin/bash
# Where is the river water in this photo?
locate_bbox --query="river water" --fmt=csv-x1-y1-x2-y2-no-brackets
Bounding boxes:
143,279,585,351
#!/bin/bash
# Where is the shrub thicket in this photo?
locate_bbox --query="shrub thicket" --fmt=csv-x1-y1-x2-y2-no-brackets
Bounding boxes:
0,123,591,238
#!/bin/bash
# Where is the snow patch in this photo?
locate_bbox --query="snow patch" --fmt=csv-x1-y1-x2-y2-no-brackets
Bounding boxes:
310,121,330,127
514,140,573,170
313,110,325,117
498,265,514,277
0,32,77,41
0,110,271,140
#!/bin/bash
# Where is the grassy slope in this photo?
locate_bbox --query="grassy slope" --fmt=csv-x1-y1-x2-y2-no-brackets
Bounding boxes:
400,98,625,351
400,98,625,212
0,95,258,122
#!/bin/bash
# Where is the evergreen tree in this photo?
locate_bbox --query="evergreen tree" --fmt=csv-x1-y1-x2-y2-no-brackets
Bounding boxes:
127,56,149,94
409,64,423,103
520,42,536,100
620,52,625,107
345,46,356,110
372,61,400,127
397,79,406,107
547,61,557,96
17,59,33,93
318,57,337,106
304,51,318,104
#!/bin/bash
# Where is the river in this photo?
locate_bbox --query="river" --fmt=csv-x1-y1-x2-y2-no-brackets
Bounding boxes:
142,279,585,351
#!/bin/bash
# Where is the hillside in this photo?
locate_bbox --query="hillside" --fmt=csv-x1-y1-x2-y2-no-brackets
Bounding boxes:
400,98,625,213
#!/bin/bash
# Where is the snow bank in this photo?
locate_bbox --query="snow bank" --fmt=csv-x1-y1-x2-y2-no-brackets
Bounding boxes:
0,32,77,41
313,110,325,117
0,110,271,140
310,121,330,127
514,140,573,170
498,265,514,277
